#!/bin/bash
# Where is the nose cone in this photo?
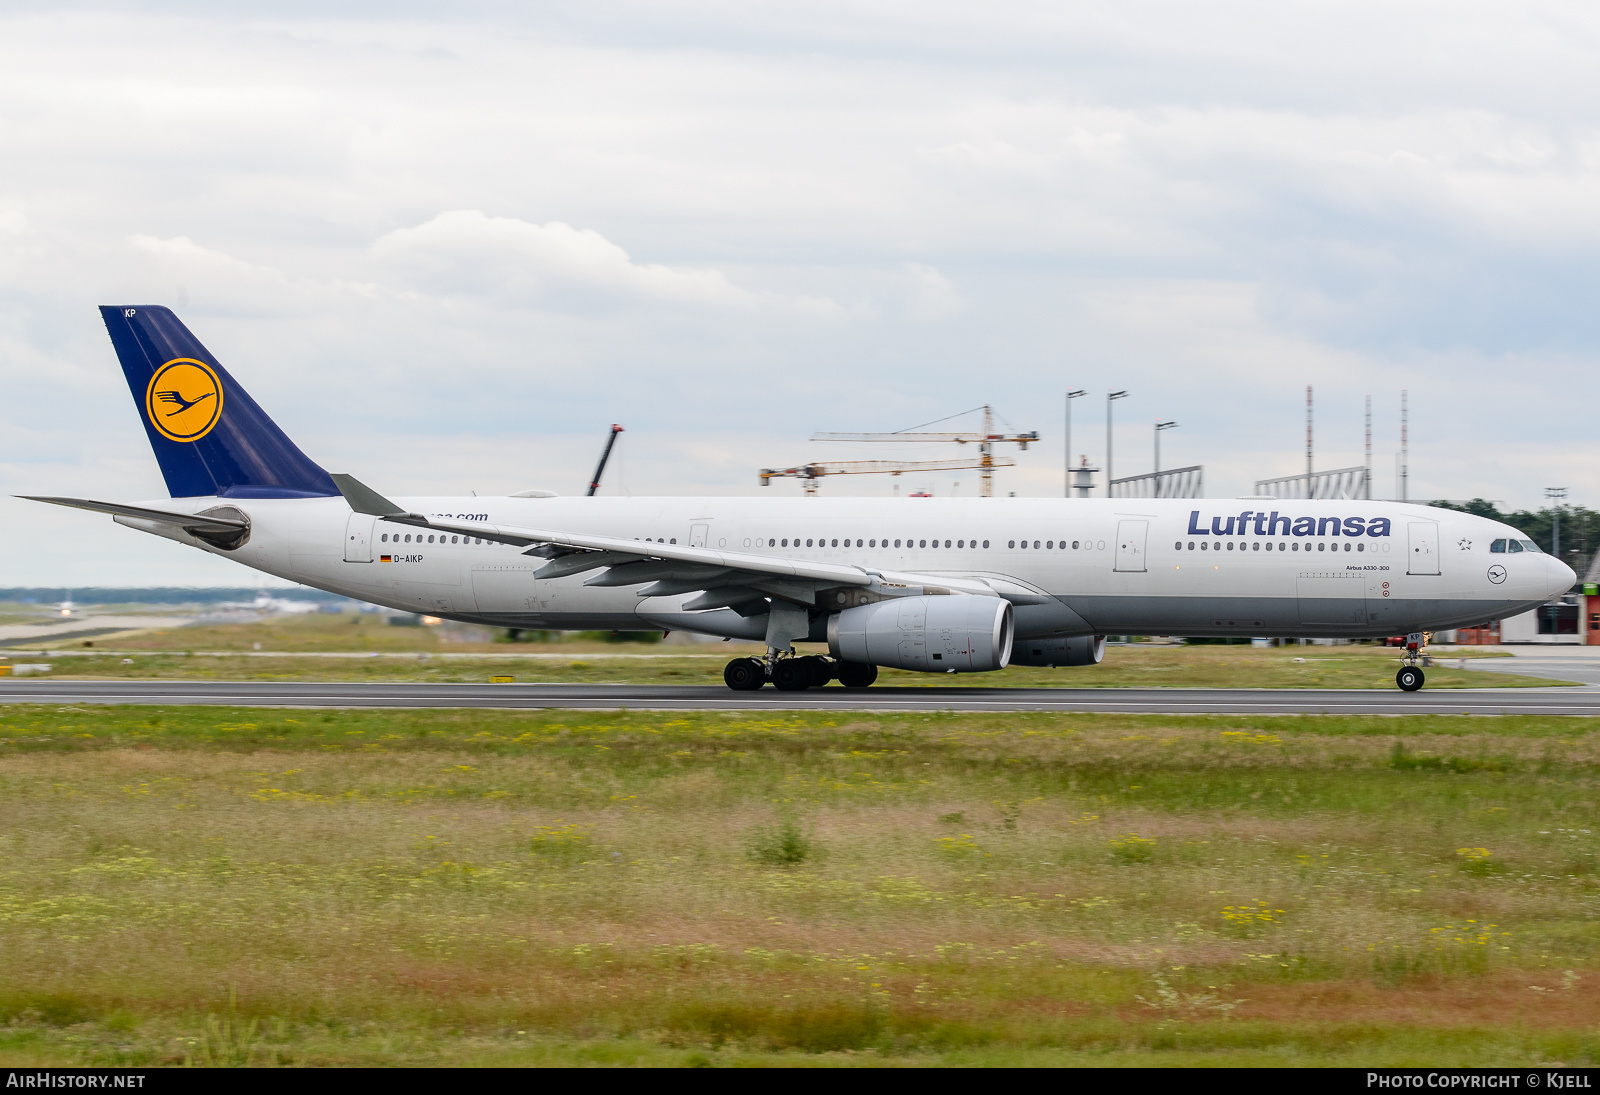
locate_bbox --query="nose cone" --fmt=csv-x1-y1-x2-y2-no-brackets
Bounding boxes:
1547,555,1578,599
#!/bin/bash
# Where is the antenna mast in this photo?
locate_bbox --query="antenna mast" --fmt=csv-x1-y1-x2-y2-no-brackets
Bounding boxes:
1400,390,1409,502
1364,394,1372,500
1305,385,1313,499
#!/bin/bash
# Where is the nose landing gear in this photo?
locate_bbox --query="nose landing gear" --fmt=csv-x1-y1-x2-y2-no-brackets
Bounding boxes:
1396,665,1425,692
1395,630,1430,692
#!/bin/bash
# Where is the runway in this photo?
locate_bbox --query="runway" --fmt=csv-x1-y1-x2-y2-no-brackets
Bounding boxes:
3,679,1600,715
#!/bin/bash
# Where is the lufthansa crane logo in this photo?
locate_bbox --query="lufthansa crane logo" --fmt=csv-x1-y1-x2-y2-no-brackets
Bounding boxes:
144,358,223,442
1487,565,1507,585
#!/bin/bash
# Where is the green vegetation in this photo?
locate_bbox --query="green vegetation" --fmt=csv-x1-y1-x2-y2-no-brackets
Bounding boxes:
16,612,1563,689
0,704,1596,1066
1430,498,1594,569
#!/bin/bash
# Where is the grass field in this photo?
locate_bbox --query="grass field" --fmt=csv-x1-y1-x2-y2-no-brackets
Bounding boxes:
11,612,1564,689
1,705,1596,1066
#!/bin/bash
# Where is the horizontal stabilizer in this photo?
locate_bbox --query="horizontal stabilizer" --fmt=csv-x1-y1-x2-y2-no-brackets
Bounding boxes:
329,474,409,517
19,495,248,531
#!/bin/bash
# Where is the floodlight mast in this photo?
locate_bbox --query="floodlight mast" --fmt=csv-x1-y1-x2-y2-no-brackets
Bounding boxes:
1064,390,1086,498
1546,487,1568,558
1154,420,1177,476
1105,391,1128,497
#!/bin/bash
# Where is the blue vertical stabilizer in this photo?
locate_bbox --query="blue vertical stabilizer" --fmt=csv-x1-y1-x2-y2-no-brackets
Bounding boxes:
100,305,338,499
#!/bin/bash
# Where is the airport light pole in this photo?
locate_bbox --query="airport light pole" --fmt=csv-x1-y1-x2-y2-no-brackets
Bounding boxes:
1546,487,1568,558
1106,391,1128,497
1154,420,1177,479
1064,390,1086,498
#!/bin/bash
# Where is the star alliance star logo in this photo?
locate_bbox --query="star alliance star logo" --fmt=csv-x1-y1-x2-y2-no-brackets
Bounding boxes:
1458,538,1473,550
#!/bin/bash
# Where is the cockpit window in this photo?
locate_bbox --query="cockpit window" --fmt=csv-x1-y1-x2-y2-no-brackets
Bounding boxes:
1520,540,1541,553
1507,540,1523,553
1490,539,1507,553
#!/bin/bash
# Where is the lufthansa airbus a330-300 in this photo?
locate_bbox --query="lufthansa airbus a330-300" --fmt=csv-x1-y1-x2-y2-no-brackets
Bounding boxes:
25,307,1575,692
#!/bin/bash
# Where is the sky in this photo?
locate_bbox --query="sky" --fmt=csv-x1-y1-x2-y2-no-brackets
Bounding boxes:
3,0,1599,585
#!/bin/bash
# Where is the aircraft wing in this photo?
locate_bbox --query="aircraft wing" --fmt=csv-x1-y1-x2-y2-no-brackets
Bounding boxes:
19,495,249,533
332,474,1036,610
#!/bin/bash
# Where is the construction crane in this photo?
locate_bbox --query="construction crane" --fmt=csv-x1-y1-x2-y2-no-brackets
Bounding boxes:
759,455,1015,496
586,424,624,496
810,404,1038,498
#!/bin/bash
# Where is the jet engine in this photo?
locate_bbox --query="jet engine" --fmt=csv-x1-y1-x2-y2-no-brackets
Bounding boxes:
827,595,1012,673
1008,634,1106,667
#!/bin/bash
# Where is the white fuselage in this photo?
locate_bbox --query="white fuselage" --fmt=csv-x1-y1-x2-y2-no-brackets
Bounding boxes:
116,495,1573,643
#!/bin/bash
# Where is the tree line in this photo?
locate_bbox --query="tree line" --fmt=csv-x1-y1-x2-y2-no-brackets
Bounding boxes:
1430,499,1596,576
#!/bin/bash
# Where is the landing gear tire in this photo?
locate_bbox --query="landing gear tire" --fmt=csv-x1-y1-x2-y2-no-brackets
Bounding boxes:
772,660,813,691
799,655,834,687
836,661,878,689
723,658,766,691
1396,666,1425,692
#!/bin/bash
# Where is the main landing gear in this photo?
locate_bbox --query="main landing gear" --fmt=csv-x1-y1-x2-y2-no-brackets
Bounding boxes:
722,656,878,691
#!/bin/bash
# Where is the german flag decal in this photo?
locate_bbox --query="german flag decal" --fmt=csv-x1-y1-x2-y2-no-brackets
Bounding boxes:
380,555,392,562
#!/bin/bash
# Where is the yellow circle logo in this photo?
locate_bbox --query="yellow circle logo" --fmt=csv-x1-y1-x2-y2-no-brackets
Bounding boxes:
145,358,223,442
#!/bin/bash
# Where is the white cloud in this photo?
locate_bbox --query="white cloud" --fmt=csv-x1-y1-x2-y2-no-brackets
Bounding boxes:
370,210,757,308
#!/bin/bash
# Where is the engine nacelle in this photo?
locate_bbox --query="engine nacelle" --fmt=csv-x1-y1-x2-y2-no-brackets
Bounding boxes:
1008,635,1106,667
827,595,1012,673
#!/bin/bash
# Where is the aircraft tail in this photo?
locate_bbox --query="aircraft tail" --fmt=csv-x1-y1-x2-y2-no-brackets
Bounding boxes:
100,306,338,499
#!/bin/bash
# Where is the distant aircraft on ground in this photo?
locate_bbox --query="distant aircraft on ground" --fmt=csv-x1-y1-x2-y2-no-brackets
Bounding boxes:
22,307,1573,692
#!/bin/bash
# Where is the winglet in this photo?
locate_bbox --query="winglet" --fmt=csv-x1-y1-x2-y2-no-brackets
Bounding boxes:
329,474,407,516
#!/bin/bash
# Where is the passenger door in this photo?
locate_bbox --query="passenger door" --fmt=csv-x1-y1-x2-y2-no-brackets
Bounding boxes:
690,523,709,548
1407,521,1441,575
343,513,374,563
1114,519,1148,573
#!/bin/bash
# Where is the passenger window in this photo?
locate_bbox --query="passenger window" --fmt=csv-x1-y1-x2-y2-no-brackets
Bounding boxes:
1521,540,1540,552
380,534,387,542
1252,542,1259,551
1507,540,1523,553
1174,541,1181,550
1008,540,1016,549
982,540,989,548
1201,542,1208,551
1490,539,1506,553
1072,540,1080,549
1187,542,1195,551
